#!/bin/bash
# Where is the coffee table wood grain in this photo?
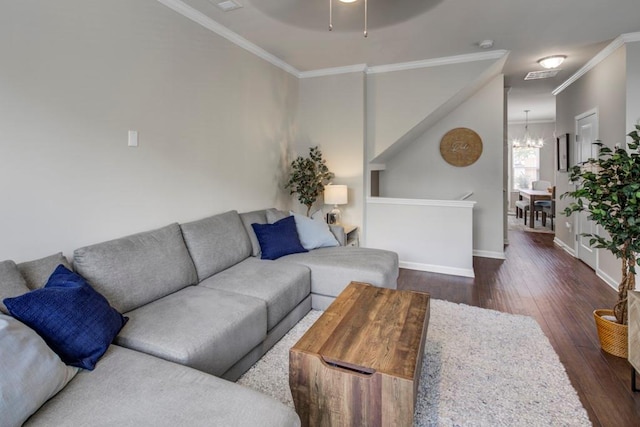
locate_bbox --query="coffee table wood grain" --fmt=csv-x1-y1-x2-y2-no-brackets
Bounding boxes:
289,281,430,427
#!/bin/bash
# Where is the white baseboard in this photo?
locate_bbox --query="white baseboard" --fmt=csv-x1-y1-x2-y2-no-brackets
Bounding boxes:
553,237,618,291
473,250,506,260
399,261,475,278
596,269,618,291
553,237,575,256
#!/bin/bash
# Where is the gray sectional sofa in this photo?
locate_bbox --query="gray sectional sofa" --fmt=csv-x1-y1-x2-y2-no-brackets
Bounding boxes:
1,208,398,426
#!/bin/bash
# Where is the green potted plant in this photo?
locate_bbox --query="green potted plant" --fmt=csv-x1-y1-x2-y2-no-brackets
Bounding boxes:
562,125,640,358
285,146,334,216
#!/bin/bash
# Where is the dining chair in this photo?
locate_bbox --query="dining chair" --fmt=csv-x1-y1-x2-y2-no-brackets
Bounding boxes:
515,180,551,225
539,186,556,230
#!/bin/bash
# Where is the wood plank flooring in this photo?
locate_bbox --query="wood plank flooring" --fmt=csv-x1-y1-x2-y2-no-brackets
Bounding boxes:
397,226,640,427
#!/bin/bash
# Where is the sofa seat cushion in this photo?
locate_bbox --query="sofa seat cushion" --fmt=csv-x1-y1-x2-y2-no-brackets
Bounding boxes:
278,246,399,299
73,223,198,313
115,286,266,376
199,258,310,331
25,345,300,427
181,211,252,282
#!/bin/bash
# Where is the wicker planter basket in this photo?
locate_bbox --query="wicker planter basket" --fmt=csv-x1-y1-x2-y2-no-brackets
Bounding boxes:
593,309,628,358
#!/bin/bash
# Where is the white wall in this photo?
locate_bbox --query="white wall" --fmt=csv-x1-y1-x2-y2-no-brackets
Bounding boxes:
366,60,497,160
378,75,506,258
0,0,298,262
555,44,627,287
627,42,640,130
295,73,365,227
366,198,476,277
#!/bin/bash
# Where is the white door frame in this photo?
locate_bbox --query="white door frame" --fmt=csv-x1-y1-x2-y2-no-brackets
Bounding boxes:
573,107,599,269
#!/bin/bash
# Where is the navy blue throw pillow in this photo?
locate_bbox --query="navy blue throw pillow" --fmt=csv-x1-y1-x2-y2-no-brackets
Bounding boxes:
4,265,127,370
252,215,308,260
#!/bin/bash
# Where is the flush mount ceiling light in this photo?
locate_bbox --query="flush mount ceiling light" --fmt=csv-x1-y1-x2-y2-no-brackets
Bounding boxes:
538,55,566,69
330,0,368,37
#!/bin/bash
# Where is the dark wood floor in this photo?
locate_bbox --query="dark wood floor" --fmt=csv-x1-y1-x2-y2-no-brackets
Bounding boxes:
397,226,640,427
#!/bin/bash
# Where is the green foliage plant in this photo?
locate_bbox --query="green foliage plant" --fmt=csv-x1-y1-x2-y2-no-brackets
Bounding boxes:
285,146,334,217
562,125,640,324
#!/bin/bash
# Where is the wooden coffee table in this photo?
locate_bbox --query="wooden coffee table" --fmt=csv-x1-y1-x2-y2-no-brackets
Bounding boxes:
289,281,430,427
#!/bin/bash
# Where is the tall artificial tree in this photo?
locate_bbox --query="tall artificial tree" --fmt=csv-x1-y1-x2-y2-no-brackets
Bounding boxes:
563,125,640,324
285,146,334,217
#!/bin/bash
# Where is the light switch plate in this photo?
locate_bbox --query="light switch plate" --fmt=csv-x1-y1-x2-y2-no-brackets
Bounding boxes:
128,130,138,147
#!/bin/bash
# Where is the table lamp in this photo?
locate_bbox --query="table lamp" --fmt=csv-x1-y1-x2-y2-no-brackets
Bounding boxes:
324,184,348,224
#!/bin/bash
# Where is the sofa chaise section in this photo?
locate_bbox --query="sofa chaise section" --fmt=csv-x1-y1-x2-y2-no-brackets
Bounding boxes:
239,209,399,310
278,246,399,310
24,345,300,427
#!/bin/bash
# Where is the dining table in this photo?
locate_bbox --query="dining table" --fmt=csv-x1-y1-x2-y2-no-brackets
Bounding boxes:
519,189,552,229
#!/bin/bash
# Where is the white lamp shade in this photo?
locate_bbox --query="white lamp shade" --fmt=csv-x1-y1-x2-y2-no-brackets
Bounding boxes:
324,185,348,205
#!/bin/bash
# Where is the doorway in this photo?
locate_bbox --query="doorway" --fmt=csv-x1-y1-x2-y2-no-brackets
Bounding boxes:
574,110,599,270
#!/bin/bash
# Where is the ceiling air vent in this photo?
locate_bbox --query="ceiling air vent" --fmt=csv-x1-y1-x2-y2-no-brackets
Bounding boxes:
524,70,560,80
214,0,243,12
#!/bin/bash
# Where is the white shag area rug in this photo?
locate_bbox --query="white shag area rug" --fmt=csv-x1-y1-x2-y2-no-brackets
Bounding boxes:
237,300,591,426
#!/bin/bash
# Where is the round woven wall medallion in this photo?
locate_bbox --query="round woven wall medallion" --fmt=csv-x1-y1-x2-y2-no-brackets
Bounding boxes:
439,128,483,167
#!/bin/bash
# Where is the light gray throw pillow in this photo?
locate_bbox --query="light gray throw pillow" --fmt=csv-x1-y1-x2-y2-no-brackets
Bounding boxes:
0,314,79,426
289,212,339,250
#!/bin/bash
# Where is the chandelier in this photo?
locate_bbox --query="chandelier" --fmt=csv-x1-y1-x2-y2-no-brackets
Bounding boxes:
512,110,544,148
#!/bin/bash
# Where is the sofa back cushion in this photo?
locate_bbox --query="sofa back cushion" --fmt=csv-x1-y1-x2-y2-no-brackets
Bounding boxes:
0,260,30,314
181,211,252,281
239,210,268,257
17,252,72,290
73,223,198,313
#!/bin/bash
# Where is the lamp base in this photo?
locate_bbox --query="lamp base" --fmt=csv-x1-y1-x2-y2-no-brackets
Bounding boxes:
327,206,342,225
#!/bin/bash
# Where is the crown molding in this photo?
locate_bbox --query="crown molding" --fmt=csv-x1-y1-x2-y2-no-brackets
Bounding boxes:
157,1,510,81
366,50,509,75
155,0,300,77
298,50,509,79
299,64,367,79
552,32,640,96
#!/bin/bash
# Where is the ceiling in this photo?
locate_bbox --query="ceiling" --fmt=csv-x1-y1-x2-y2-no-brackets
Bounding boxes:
170,0,639,122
